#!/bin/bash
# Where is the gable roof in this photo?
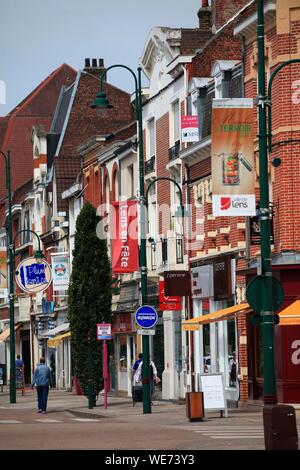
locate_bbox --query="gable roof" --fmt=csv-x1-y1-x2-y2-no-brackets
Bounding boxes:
52,70,136,211
0,64,77,201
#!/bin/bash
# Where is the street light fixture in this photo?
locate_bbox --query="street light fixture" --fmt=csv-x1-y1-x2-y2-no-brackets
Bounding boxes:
0,149,15,404
91,64,152,413
92,66,186,413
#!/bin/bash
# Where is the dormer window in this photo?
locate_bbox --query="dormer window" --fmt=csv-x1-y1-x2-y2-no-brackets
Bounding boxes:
211,60,241,99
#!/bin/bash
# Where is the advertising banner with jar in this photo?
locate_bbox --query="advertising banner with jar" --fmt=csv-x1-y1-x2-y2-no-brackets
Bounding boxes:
211,98,256,216
111,200,139,273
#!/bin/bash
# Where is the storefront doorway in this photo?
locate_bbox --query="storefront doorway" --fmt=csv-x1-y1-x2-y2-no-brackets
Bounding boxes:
116,333,137,395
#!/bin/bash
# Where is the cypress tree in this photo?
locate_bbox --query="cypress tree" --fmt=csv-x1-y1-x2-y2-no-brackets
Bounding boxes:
68,202,112,400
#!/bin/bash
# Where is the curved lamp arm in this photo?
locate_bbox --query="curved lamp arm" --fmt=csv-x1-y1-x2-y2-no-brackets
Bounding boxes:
13,229,43,258
267,59,300,151
145,177,184,218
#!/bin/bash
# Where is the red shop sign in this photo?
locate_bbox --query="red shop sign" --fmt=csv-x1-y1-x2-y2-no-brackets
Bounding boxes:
159,280,182,311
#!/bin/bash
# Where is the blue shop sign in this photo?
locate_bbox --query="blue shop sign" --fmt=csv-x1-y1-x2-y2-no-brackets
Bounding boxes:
15,257,52,294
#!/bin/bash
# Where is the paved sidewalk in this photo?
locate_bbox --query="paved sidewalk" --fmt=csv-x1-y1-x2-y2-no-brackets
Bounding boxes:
1,387,299,450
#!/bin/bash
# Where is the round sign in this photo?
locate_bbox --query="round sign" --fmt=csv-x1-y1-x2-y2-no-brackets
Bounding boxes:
246,275,284,314
15,257,52,294
135,305,158,329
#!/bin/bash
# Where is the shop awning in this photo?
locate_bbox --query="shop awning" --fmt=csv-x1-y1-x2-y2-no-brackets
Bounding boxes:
46,322,70,337
279,300,300,326
0,324,22,342
182,303,250,331
47,331,71,348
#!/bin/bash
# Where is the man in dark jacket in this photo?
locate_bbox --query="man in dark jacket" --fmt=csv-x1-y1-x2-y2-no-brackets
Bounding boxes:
31,357,52,414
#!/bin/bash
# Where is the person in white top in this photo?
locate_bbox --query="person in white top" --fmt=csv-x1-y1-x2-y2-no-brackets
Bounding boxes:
134,360,159,396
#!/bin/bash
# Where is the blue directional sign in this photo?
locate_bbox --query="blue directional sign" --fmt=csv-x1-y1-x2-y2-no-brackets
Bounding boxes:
135,305,158,329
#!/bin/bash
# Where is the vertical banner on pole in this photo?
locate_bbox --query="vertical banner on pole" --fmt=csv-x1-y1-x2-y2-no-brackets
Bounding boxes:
111,200,139,273
212,98,256,216
51,253,69,291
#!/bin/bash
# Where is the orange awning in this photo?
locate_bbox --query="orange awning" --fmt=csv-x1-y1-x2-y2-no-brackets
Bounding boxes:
182,303,250,331
279,300,300,326
0,323,22,342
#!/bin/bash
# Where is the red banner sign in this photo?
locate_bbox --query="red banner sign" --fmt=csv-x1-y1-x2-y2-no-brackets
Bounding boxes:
159,280,182,311
111,200,139,273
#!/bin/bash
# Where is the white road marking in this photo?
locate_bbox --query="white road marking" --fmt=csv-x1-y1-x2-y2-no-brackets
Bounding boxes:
0,420,22,424
35,419,62,423
72,418,101,422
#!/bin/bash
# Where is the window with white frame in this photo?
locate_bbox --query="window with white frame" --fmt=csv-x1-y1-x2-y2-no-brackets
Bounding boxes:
146,117,155,160
22,209,31,244
170,99,180,148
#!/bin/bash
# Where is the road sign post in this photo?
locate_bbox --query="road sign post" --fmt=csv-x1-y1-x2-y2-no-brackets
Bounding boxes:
96,324,111,409
135,305,158,409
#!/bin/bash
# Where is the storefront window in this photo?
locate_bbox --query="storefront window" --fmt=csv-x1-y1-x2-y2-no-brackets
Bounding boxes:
119,335,127,371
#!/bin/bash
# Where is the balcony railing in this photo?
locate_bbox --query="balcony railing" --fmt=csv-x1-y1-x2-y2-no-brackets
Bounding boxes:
168,140,180,162
145,155,155,175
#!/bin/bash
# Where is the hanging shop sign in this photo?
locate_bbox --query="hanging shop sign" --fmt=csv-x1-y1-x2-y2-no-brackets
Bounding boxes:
15,257,52,294
213,256,232,301
191,265,214,299
51,253,69,291
159,280,181,311
250,215,274,245
111,200,139,274
181,115,199,143
164,270,191,297
211,98,256,216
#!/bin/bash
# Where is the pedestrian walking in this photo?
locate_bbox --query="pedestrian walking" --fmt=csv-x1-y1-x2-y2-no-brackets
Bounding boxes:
31,357,52,414
135,359,159,397
132,353,142,374
15,355,24,367
229,351,237,387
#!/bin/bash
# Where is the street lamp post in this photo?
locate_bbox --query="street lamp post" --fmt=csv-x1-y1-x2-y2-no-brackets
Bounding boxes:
92,67,185,413
91,64,152,413
256,1,300,405
256,0,277,404
0,149,16,404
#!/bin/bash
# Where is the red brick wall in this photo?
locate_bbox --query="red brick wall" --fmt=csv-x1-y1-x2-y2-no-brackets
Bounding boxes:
211,0,250,31
155,113,170,234
191,28,242,78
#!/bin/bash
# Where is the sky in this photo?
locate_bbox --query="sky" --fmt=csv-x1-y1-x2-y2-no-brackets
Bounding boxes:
0,0,201,116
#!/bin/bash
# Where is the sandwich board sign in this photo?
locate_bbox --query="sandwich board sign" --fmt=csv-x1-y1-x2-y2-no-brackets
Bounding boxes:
199,373,228,417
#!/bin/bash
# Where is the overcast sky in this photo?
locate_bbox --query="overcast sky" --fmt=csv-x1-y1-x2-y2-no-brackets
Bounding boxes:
0,0,200,115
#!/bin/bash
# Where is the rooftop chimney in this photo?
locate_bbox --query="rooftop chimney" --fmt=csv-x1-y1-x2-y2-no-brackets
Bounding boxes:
197,2,211,33
83,58,105,74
